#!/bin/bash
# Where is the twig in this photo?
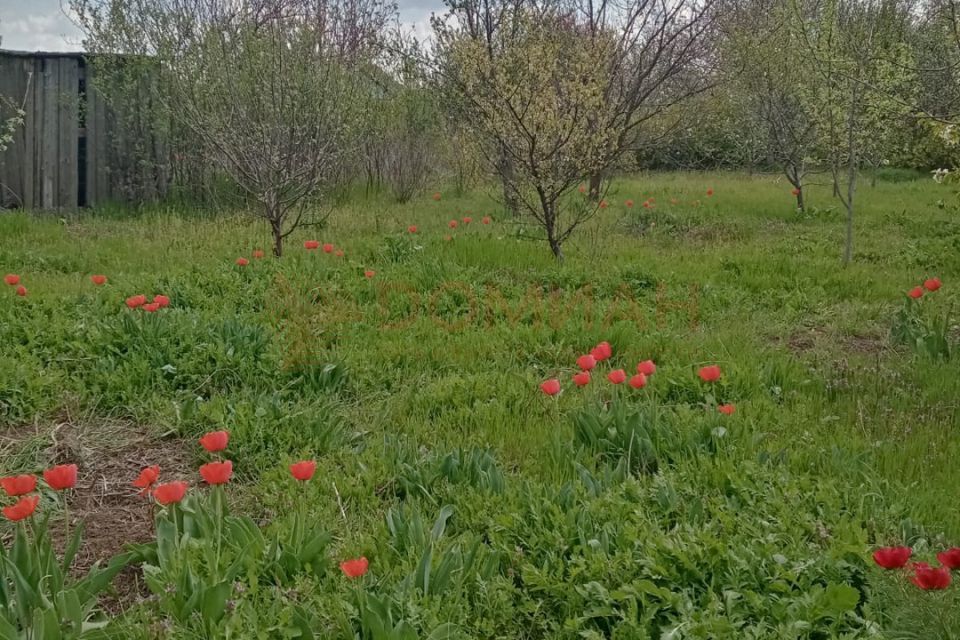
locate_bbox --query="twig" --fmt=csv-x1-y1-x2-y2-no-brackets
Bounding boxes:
332,481,347,522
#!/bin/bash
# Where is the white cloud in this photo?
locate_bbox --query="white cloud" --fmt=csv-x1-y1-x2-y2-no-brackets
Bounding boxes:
0,1,83,52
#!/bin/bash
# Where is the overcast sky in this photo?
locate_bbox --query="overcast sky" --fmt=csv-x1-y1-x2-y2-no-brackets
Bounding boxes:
0,0,444,52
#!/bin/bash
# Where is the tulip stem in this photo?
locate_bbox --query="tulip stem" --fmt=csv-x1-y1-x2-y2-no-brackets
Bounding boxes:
214,486,224,581
63,493,71,541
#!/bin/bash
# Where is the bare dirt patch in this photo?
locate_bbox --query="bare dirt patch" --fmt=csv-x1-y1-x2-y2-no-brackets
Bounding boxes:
5,414,193,611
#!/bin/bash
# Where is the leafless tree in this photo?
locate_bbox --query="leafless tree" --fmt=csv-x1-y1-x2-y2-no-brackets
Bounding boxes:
72,0,394,256
570,0,723,199
432,0,529,215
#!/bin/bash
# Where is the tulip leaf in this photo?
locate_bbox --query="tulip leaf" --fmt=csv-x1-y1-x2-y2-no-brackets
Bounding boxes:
820,583,860,617
200,581,232,624
416,544,433,594
426,623,464,640
61,521,86,575
431,505,455,542
0,614,18,639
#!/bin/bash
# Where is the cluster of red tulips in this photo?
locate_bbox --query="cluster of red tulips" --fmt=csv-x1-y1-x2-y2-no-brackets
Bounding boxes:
907,277,942,299
538,342,735,414
446,215,492,230
130,430,369,578
1,464,78,521
873,546,960,591
4,273,28,297
125,293,170,312
626,197,659,209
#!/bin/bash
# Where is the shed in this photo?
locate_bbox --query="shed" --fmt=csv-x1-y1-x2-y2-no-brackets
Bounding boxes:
0,49,166,210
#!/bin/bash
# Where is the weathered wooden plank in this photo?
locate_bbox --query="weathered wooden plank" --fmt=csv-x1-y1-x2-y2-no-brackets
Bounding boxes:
40,57,59,209
22,57,36,209
0,55,25,208
85,64,96,207
31,56,42,209
96,88,108,204
58,57,79,209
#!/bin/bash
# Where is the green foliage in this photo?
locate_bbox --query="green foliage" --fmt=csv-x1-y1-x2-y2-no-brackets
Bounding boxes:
0,516,134,638
892,297,953,360
132,488,331,635
2,173,959,637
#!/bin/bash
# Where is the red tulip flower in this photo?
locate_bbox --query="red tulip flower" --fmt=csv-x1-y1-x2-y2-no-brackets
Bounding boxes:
133,465,160,495
15,286,27,297
911,562,952,590
408,225,417,233
540,379,561,396
91,275,108,286
142,302,160,313
289,460,317,481
717,404,735,415
791,188,800,196
323,243,334,253
698,365,721,382
936,548,960,570
153,481,188,505
340,557,369,578
153,294,170,308
908,286,924,299
607,369,626,384
253,249,265,259
637,360,656,376
304,240,320,250
432,192,441,201
448,220,458,229
628,373,647,389
126,294,146,309
578,185,586,194
3,495,39,521
872,546,912,569
706,188,714,196
199,430,229,453
482,216,491,225
236,257,249,267
4,274,19,286
576,354,596,371
591,341,612,361
335,250,345,257
625,199,634,208
462,217,472,224
199,460,233,485
1,474,37,497
599,200,608,209
573,371,590,387
43,464,77,490
924,278,942,292
364,270,376,279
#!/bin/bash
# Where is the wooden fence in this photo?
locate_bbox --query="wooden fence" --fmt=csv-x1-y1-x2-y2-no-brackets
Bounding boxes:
0,50,166,210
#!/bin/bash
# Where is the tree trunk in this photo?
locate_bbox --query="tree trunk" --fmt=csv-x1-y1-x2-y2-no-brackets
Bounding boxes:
543,201,564,262
786,165,805,213
270,216,284,258
498,145,520,216
548,235,564,261
588,173,603,202
842,84,859,266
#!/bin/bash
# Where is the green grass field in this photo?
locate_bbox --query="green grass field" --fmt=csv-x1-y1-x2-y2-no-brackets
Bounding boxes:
2,171,959,638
